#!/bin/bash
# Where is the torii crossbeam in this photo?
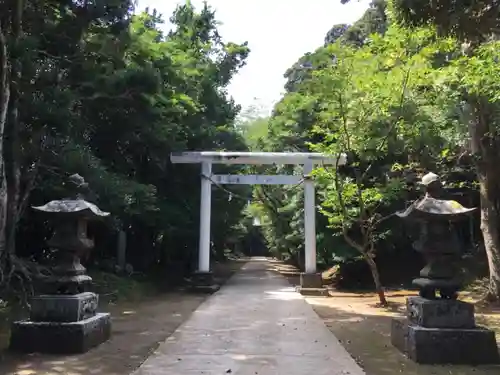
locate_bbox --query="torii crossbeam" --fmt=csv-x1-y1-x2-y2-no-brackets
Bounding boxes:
170,151,347,292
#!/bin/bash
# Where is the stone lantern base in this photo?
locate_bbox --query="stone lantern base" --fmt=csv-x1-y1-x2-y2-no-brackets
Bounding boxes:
10,292,111,354
391,296,499,364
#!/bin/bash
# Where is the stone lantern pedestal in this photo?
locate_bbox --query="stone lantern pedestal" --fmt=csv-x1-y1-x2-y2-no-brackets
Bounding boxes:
10,293,111,354
10,178,112,354
390,195,499,364
391,297,499,364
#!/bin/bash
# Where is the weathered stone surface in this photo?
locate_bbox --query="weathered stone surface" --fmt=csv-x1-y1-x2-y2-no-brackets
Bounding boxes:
391,319,499,364
10,312,111,354
43,273,93,295
412,277,462,299
406,296,475,328
30,292,98,322
191,271,215,286
390,318,408,354
300,273,323,289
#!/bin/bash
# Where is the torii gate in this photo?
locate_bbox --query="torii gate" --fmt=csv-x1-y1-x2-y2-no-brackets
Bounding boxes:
170,151,347,291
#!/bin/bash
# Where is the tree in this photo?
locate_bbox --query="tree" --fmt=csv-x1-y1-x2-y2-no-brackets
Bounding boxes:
255,1,467,299
250,1,394,275
388,0,500,301
0,1,252,300
304,34,411,305
0,0,134,294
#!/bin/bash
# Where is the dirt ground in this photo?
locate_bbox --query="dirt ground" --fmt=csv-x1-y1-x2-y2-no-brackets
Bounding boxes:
0,260,244,375
272,262,500,375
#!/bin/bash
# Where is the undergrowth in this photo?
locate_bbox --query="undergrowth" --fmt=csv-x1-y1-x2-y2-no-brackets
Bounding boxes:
88,270,160,303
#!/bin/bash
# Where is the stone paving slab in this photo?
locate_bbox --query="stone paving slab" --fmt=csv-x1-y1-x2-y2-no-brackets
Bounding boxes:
132,258,365,375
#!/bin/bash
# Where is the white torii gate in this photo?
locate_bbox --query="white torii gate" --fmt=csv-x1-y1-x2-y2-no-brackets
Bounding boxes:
170,151,347,284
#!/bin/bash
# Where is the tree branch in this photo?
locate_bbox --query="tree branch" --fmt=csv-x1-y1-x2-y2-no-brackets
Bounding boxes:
360,68,411,182
334,153,365,253
331,70,411,257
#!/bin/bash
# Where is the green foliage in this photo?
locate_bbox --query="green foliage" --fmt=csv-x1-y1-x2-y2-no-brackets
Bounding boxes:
255,4,474,272
6,2,251,274
237,117,270,151
5,0,499,297
442,41,500,101
386,0,500,300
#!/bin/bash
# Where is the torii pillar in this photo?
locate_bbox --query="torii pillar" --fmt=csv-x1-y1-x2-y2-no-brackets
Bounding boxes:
170,151,347,294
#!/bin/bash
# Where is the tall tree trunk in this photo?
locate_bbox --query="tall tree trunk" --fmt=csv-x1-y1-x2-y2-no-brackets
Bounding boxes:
478,172,500,301
4,0,23,256
0,22,10,263
466,99,500,301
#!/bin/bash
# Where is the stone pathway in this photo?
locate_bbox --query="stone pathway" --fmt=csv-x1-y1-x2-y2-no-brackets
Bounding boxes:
133,258,365,375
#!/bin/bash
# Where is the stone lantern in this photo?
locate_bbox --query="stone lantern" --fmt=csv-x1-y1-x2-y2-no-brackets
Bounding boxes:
391,172,499,364
10,174,112,354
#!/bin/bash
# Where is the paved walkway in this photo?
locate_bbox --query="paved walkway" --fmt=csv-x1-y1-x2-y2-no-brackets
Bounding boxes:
133,258,365,375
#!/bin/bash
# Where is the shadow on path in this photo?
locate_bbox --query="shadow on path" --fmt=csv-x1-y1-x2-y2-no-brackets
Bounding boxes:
132,257,364,375
0,261,244,375
310,299,500,375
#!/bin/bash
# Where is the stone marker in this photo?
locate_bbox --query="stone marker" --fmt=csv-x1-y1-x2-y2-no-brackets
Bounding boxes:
390,172,499,364
10,174,112,354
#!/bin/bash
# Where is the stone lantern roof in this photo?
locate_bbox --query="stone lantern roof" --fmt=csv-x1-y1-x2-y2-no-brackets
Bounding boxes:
396,196,477,222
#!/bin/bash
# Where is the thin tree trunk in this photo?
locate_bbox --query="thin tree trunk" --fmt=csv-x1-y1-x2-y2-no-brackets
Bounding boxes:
4,0,24,256
0,22,10,263
342,229,388,306
478,174,500,301
466,99,500,301
365,254,387,306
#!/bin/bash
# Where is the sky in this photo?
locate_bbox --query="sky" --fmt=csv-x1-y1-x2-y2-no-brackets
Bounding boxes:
136,0,370,115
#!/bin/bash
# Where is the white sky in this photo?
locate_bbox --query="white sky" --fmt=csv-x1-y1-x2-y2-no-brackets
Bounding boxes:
136,0,370,115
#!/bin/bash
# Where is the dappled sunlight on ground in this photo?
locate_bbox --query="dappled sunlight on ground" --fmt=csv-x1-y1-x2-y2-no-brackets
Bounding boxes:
271,260,500,375
308,290,500,375
0,261,244,375
264,287,302,301
308,290,413,318
0,296,206,375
